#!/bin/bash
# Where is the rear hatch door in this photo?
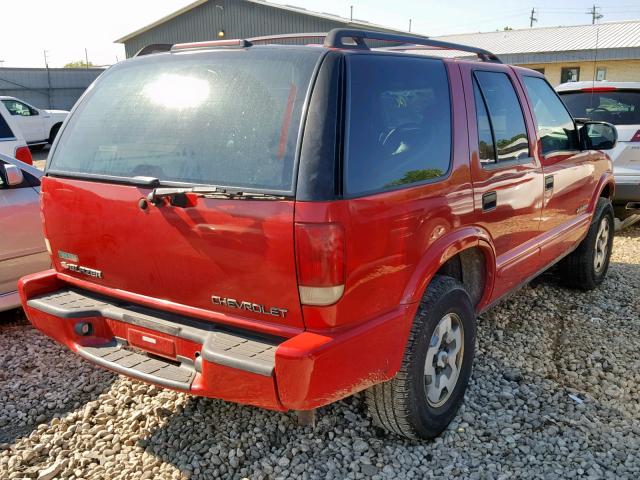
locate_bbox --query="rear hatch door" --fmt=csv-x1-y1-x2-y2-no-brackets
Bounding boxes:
43,46,325,330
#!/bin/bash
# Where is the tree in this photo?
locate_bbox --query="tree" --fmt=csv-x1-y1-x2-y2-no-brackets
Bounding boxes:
64,60,94,68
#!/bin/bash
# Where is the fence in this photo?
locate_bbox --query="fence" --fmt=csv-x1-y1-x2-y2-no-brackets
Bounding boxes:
0,67,104,111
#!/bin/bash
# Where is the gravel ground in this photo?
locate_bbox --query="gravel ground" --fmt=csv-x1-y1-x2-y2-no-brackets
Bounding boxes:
1,226,639,479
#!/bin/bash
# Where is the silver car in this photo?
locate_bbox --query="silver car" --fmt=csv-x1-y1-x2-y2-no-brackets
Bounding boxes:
0,154,49,312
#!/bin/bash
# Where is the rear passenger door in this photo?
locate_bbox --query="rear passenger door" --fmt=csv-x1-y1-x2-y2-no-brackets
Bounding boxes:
519,75,597,261
460,64,544,296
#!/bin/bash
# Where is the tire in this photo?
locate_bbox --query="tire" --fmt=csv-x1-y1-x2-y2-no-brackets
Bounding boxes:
558,197,614,291
365,275,477,439
49,124,61,144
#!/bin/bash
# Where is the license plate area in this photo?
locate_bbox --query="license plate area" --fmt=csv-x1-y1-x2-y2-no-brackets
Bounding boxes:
127,328,176,359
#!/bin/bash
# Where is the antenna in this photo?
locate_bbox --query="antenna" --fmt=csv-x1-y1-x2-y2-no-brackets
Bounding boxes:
587,5,603,24
529,8,537,28
409,19,412,32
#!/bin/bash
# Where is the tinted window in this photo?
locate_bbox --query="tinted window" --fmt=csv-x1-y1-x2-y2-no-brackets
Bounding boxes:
560,90,640,125
0,112,15,139
473,81,496,164
49,48,322,192
523,76,578,154
345,55,451,195
474,71,529,163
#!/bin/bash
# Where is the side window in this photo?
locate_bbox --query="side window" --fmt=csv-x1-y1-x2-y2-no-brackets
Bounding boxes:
0,113,15,139
2,100,34,116
523,76,579,155
473,71,530,164
345,55,451,195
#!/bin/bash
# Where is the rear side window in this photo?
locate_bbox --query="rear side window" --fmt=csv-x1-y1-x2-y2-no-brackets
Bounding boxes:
560,89,640,125
0,112,15,139
523,76,578,155
345,55,451,196
49,48,322,192
473,71,529,164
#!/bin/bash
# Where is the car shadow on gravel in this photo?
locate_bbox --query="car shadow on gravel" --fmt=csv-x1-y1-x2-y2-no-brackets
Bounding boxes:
0,309,116,445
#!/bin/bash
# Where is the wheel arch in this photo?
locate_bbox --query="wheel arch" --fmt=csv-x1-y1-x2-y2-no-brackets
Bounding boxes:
49,122,63,143
401,226,496,313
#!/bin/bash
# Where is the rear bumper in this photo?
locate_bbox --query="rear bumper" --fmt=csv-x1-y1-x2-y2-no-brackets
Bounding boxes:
19,270,415,411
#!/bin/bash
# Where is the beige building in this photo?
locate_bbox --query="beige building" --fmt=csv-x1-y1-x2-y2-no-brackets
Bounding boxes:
435,21,640,86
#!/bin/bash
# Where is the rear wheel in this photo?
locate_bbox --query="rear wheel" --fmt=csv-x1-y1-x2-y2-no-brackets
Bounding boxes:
49,124,62,144
559,198,614,290
365,275,477,439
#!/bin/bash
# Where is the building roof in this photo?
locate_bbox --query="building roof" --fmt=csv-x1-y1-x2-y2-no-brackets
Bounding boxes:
434,20,640,55
115,0,408,43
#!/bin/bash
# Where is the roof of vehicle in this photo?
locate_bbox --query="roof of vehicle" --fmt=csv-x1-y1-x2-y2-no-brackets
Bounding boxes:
556,81,640,92
134,29,503,65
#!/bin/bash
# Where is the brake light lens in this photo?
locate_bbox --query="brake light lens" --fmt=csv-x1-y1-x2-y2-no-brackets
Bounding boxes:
630,130,640,142
14,146,33,165
295,223,345,306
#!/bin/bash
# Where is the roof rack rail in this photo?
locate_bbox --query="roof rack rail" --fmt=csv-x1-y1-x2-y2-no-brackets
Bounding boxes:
135,44,173,57
323,28,502,63
248,32,327,44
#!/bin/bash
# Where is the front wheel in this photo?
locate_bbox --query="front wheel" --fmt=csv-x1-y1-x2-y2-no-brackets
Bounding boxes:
559,197,614,291
365,275,477,439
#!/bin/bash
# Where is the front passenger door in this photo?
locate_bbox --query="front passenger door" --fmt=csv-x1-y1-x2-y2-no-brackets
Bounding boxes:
520,75,599,261
1,99,45,143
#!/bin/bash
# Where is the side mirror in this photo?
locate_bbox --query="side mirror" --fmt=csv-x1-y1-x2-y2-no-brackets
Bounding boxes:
3,164,25,186
580,121,618,151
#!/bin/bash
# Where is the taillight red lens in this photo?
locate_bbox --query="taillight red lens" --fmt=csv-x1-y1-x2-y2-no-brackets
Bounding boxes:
630,130,640,142
295,223,345,287
14,146,33,165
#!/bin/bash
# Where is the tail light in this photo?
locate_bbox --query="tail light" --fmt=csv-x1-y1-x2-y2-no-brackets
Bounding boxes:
630,130,640,142
14,146,33,165
295,223,345,306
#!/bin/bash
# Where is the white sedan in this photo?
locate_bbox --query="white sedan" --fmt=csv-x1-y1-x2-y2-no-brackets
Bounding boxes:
0,96,68,148
0,100,32,165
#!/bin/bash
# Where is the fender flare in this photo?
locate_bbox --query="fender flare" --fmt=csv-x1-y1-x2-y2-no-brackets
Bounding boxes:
588,171,615,218
401,226,497,310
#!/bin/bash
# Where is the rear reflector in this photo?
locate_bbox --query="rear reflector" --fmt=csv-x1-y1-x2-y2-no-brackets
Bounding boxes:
295,223,345,306
14,146,33,165
630,130,640,142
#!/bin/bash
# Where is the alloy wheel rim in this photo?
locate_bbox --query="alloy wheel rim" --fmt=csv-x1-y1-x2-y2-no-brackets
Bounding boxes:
424,312,464,408
593,217,610,275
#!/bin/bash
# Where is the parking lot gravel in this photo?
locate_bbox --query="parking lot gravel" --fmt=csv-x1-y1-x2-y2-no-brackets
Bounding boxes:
1,225,638,480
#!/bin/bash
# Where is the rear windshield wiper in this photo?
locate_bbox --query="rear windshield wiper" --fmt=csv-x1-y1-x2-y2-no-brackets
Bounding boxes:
147,186,287,205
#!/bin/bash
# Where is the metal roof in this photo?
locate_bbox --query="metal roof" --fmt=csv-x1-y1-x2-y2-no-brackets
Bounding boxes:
115,0,409,43
434,20,640,55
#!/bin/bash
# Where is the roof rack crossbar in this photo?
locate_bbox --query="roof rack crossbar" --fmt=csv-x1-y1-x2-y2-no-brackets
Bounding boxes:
247,32,328,44
323,28,502,63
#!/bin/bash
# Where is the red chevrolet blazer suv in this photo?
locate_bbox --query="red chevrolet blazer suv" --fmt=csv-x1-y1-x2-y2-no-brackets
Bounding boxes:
19,29,617,439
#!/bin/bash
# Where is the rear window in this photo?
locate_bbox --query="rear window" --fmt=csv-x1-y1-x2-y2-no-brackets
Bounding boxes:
49,47,323,192
0,111,15,139
560,90,640,125
345,55,451,196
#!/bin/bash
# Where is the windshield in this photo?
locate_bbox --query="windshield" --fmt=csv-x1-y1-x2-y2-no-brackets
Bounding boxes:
49,47,323,192
560,90,640,125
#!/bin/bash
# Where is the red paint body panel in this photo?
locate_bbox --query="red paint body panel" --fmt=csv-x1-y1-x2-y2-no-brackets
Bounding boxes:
20,56,615,413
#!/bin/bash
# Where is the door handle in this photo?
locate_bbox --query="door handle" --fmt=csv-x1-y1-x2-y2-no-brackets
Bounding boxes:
482,191,497,211
545,175,554,191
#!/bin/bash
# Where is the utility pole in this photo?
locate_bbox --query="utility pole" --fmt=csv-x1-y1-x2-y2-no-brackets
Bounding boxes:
43,50,52,109
587,5,603,24
85,48,89,69
409,18,412,32
529,8,537,28
350,5,353,21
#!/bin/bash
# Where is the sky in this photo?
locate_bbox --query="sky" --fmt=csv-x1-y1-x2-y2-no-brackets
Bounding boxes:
2,0,640,68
